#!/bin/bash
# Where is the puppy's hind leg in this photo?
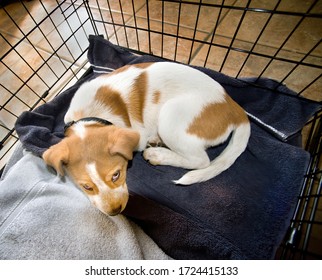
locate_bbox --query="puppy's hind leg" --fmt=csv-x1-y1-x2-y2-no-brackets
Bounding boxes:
143,96,210,170
143,146,210,170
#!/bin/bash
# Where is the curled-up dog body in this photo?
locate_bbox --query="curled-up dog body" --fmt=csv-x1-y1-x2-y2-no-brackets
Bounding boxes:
43,62,250,215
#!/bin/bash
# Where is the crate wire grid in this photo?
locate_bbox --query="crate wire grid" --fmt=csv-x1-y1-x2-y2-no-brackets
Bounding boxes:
0,0,94,166
0,0,321,259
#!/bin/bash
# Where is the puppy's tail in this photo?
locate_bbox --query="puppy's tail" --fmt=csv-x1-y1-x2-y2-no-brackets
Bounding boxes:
173,122,251,185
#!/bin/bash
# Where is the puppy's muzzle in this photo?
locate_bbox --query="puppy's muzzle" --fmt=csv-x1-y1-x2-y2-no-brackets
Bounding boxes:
92,189,129,216
108,205,123,216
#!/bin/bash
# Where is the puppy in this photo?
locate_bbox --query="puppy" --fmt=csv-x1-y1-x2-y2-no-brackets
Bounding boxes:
43,62,250,215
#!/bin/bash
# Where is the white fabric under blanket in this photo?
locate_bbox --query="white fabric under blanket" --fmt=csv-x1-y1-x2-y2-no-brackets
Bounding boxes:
0,144,170,260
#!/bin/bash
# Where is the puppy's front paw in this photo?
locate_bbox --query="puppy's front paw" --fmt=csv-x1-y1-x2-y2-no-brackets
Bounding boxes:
146,136,166,148
143,147,163,165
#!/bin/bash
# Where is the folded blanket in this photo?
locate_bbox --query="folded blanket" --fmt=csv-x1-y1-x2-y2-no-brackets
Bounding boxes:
0,144,171,260
13,35,321,259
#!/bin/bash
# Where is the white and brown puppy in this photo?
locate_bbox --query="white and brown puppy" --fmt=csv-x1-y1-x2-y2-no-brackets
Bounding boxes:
43,62,250,215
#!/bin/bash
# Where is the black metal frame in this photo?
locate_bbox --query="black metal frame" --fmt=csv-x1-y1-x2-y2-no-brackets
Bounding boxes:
0,0,321,259
277,112,322,259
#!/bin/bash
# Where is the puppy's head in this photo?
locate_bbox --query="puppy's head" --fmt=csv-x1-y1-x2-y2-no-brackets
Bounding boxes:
43,122,140,216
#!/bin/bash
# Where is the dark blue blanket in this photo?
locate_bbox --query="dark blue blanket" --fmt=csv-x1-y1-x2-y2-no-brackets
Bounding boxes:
15,35,321,259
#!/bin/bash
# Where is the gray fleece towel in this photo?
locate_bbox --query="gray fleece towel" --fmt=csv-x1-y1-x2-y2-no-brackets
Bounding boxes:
12,36,322,259
0,144,171,260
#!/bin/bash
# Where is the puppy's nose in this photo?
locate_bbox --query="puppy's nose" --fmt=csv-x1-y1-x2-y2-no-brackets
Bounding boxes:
108,205,122,216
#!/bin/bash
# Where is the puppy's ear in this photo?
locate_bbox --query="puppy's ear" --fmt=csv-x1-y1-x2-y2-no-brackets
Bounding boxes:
42,140,69,176
109,128,140,160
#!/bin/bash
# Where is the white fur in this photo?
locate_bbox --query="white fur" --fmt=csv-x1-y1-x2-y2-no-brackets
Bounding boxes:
86,163,108,194
67,62,251,185
71,121,99,139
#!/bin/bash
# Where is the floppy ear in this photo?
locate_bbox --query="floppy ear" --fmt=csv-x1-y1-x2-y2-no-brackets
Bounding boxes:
42,140,70,176
109,128,140,160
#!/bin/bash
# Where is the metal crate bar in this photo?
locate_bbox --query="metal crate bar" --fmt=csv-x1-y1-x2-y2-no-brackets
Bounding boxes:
0,0,96,170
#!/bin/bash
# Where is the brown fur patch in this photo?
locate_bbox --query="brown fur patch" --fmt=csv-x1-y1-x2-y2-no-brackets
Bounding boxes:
106,65,132,77
187,95,248,140
95,86,131,127
134,62,154,69
103,63,153,79
128,72,148,123
72,110,85,120
152,90,161,104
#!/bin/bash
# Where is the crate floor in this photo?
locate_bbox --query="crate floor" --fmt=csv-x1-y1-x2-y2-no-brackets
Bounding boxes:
0,0,321,258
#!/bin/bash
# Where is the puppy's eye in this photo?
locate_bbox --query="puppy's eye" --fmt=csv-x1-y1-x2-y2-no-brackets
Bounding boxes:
112,170,120,182
82,184,93,191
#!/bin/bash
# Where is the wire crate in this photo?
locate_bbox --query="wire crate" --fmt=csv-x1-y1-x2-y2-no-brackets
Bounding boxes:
0,0,321,259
